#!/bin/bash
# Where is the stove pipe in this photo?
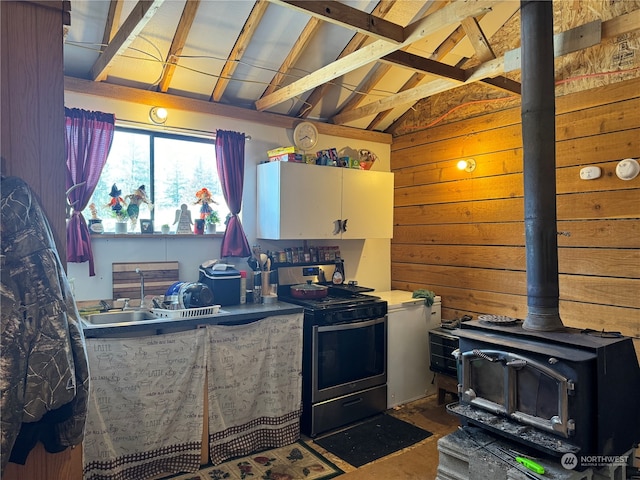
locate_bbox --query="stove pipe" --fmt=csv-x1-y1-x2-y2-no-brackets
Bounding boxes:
520,0,564,331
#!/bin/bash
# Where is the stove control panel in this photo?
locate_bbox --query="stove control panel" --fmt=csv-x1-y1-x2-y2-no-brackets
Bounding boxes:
314,301,387,325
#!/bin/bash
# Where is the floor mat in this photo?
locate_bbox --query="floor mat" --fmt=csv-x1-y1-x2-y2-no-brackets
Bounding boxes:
166,441,343,480
313,414,433,468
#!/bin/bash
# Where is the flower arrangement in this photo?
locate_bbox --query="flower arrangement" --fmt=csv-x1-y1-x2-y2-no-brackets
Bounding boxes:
205,210,220,225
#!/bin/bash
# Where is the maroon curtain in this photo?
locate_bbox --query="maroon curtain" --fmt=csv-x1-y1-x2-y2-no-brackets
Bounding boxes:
65,107,115,276
215,130,251,258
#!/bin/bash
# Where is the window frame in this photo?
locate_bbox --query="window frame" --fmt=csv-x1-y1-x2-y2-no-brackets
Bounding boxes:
87,126,227,233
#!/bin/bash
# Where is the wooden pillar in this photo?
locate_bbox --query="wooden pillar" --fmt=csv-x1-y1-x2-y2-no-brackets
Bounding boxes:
1,2,81,479
0,0,68,262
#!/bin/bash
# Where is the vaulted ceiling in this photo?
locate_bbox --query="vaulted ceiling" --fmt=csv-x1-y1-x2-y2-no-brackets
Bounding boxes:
62,1,640,136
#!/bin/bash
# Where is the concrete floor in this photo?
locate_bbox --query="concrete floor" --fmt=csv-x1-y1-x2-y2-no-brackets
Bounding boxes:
305,393,460,479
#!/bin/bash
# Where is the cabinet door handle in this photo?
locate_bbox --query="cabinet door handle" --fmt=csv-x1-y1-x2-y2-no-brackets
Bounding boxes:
332,219,347,235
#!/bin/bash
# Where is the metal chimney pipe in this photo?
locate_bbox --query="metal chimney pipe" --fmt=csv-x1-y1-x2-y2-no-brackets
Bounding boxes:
520,0,564,331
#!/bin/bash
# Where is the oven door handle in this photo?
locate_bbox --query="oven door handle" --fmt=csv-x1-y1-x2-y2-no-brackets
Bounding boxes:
316,316,386,332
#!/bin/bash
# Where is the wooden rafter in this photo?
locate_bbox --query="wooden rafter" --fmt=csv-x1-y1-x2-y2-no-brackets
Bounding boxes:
90,0,166,82
333,63,393,116
209,0,269,103
461,16,496,63
101,0,123,46
371,6,478,131
255,1,497,111
381,50,467,82
295,0,401,118
333,2,447,122
261,16,322,98
332,10,640,126
268,0,404,44
157,0,200,93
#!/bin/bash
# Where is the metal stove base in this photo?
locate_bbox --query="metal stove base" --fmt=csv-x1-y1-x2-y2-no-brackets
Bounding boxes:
302,384,387,438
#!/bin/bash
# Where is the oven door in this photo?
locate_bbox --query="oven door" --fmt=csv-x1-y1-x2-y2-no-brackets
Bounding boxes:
312,316,387,403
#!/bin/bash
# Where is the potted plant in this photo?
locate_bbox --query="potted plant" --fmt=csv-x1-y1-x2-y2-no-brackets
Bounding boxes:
161,223,171,234
204,210,220,234
113,209,129,234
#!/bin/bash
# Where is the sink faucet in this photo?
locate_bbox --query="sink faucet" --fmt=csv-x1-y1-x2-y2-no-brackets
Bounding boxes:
135,268,146,308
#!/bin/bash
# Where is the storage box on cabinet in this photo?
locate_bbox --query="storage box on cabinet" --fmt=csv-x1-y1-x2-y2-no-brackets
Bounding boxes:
256,161,393,240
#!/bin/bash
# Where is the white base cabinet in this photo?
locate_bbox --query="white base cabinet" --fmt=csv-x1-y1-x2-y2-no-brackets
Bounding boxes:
377,291,442,409
257,161,393,240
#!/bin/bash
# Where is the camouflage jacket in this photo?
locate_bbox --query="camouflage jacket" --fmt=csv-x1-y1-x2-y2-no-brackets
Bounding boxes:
1,176,90,473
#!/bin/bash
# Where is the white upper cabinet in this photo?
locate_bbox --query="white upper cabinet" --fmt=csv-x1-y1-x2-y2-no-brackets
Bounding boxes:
257,162,393,240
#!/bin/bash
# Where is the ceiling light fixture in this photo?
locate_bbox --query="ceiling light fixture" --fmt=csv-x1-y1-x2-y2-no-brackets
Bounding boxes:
457,159,476,172
149,106,168,125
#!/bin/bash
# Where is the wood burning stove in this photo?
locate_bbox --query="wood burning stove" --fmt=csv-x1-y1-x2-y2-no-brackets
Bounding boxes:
448,320,640,458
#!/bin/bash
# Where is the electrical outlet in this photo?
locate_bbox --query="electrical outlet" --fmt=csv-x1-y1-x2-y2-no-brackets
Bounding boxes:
579,166,601,180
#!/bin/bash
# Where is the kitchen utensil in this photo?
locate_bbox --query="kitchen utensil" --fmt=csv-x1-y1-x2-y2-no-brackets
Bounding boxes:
247,256,259,271
290,281,328,299
260,253,268,270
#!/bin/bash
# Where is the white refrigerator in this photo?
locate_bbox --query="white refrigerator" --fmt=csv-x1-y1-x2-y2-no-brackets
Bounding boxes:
376,290,442,408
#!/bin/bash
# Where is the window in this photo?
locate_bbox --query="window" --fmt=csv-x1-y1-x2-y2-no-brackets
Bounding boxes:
84,128,229,233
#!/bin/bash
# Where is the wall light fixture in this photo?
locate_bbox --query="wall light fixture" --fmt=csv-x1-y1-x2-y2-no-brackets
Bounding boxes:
149,106,168,124
457,159,476,172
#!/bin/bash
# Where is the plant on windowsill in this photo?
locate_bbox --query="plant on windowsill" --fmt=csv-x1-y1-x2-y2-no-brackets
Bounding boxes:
113,211,129,234
204,210,220,234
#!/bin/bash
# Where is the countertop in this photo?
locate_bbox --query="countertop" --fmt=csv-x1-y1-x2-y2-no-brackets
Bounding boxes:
80,301,304,338
375,290,441,308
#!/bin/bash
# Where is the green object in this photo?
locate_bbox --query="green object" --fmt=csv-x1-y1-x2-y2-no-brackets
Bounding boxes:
412,289,436,307
516,456,545,475
497,447,545,475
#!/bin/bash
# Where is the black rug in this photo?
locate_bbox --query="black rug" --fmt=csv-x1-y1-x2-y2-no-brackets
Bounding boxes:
313,414,433,468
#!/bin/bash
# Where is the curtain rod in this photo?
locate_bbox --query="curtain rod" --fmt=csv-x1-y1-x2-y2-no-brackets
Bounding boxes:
116,118,251,140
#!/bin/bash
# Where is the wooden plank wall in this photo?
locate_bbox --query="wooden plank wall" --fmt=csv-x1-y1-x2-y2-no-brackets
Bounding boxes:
390,75,640,357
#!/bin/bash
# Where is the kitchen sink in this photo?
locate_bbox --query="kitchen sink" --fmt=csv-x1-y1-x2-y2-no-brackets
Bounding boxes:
83,310,158,325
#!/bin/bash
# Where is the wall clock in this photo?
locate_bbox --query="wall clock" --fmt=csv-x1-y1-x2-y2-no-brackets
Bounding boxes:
293,121,319,151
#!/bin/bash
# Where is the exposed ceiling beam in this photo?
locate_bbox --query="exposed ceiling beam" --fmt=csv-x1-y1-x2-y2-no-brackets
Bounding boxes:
374,8,481,131
368,71,425,130
210,0,269,102
268,0,405,43
89,0,166,82
333,78,463,125
460,16,495,63
331,0,445,121
255,1,497,111
296,0,403,118
101,0,123,46
333,9,640,126
261,16,322,98
157,0,200,93
334,63,393,115
460,16,521,95
64,76,392,144
381,50,467,82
